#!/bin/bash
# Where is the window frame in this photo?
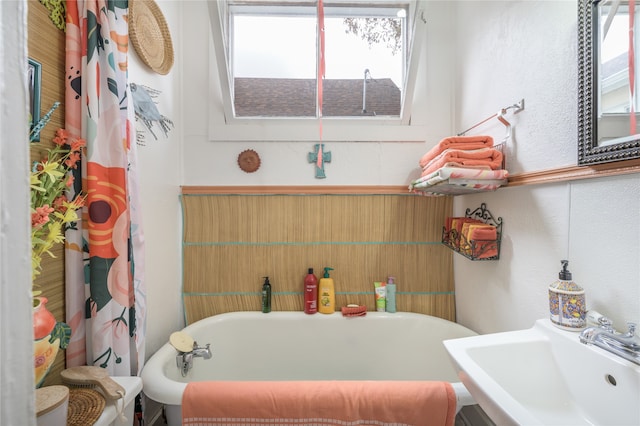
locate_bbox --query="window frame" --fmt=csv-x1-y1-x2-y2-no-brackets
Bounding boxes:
208,0,427,141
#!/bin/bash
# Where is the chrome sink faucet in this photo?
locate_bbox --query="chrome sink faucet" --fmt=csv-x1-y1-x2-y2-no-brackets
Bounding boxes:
176,341,212,376
579,314,640,366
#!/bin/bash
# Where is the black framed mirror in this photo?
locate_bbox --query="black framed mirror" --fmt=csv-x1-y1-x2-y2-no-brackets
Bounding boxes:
578,0,640,165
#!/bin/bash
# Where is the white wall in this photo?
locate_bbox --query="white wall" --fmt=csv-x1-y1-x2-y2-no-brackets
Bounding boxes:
135,1,459,366
452,1,640,334
136,1,640,373
129,1,184,359
181,0,454,186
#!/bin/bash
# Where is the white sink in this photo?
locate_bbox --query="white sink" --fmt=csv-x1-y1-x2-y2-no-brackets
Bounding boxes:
444,319,640,426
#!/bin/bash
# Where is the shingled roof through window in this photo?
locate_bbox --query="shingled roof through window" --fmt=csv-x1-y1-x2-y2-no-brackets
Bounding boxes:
234,78,401,117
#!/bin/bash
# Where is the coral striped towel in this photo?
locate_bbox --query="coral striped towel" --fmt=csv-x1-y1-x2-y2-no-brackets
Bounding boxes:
182,380,457,426
419,135,494,168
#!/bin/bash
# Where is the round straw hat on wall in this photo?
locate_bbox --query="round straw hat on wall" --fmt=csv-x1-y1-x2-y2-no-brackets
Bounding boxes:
129,0,174,75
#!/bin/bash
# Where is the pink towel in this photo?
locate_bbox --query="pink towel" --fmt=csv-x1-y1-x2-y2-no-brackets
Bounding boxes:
461,223,498,259
421,148,503,177
419,135,494,168
467,224,498,259
341,305,367,317
451,217,482,235
182,380,457,426
447,218,482,250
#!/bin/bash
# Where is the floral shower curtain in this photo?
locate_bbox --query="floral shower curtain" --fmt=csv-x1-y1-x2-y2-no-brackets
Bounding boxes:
64,0,146,378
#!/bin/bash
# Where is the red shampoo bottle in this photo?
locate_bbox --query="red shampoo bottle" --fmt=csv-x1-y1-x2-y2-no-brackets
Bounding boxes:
304,268,318,314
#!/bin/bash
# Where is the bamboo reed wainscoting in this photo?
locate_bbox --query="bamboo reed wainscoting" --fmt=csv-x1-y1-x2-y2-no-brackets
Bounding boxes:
181,187,455,324
28,2,67,387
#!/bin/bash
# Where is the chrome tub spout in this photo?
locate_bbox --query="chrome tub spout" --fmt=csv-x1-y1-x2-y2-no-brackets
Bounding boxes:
192,342,212,360
176,342,213,376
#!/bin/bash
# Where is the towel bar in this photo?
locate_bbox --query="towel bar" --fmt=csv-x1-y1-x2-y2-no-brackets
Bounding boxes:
458,99,525,138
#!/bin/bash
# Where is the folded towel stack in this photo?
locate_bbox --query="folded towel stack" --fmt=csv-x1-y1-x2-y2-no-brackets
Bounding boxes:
444,217,481,248
421,147,503,177
462,223,498,259
444,217,499,259
419,135,495,167
419,135,504,177
411,135,509,195
409,166,509,195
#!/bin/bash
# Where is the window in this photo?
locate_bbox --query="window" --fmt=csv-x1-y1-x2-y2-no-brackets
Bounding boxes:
599,3,636,114
213,1,419,120
598,2,640,145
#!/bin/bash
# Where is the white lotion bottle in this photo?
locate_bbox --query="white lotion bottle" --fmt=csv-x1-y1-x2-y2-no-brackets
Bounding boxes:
385,276,396,313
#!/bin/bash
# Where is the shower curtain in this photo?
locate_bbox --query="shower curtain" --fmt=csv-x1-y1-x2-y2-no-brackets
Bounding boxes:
64,0,146,378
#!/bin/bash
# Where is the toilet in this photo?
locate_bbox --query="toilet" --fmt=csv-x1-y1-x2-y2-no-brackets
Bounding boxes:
93,376,143,426
36,377,142,426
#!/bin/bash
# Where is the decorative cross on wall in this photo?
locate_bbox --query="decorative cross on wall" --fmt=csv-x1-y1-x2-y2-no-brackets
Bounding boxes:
308,143,331,179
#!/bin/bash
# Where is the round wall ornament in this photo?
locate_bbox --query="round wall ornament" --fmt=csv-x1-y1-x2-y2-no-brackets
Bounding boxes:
238,149,261,173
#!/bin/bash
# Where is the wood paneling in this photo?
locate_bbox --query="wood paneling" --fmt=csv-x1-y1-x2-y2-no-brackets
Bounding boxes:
507,158,640,187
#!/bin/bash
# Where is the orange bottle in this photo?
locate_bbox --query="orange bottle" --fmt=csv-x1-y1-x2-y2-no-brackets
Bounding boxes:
318,267,335,314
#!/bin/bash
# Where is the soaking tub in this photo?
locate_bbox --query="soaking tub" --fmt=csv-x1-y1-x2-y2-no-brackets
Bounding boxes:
142,311,478,425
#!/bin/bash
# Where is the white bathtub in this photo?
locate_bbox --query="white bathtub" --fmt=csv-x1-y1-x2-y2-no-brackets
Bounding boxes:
142,311,477,425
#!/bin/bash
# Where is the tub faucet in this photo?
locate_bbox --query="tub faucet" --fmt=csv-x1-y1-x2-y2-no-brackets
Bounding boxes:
176,341,212,376
579,316,640,366
192,342,213,360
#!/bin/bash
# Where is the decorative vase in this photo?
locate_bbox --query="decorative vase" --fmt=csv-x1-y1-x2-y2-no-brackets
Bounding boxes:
33,297,71,388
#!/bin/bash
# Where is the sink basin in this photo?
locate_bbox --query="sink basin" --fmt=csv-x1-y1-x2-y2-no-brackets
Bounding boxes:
444,319,640,425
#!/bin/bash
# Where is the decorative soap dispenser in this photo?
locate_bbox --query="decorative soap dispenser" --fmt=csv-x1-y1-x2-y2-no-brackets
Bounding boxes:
548,260,586,331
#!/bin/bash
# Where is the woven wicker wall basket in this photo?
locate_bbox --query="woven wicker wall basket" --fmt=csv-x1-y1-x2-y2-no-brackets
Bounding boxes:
129,0,174,75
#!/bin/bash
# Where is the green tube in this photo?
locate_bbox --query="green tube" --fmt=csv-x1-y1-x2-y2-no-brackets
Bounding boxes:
374,281,386,312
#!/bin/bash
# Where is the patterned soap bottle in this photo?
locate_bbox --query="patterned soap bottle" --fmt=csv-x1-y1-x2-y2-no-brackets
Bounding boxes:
548,260,586,331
